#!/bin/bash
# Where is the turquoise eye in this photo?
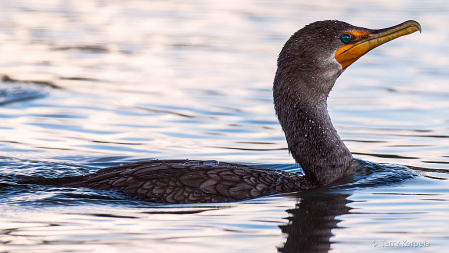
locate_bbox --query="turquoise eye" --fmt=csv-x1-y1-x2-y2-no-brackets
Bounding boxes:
341,34,351,44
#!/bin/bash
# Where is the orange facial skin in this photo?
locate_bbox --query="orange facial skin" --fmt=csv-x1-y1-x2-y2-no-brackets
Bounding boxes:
335,20,421,69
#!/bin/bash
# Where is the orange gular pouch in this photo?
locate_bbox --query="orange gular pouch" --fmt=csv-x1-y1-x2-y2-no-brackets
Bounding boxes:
334,20,421,69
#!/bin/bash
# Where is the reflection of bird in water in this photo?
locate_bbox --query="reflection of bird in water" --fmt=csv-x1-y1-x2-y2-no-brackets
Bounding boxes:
20,20,421,204
278,191,352,253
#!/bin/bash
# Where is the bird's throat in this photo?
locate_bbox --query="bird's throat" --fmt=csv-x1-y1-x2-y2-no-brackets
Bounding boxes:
273,80,353,185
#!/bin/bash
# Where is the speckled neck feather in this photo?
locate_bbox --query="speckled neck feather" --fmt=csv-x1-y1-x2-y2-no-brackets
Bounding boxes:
273,21,355,185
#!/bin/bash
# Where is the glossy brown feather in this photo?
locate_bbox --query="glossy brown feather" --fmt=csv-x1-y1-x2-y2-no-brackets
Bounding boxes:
21,160,316,204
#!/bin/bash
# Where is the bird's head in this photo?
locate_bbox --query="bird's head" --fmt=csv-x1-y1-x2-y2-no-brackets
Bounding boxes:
275,20,421,96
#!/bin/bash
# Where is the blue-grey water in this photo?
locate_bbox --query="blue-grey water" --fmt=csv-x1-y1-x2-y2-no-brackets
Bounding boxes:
1,0,448,252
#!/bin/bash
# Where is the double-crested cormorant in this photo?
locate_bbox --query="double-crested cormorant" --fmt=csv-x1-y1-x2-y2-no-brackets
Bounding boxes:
20,20,421,204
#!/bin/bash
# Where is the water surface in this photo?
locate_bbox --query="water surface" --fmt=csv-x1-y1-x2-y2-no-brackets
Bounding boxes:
1,0,448,252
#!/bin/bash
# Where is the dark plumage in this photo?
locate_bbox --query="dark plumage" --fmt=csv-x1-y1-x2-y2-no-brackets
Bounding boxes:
274,21,357,185
22,160,317,204
20,20,421,203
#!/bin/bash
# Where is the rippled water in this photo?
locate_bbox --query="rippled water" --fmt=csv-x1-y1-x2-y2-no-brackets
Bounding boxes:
1,0,448,252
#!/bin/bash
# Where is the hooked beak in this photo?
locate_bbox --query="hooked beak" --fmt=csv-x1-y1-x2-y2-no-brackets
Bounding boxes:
335,20,421,69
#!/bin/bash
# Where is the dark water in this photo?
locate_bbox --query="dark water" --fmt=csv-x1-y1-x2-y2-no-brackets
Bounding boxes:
1,0,449,252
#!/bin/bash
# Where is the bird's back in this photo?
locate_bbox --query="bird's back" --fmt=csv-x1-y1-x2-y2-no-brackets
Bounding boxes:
20,160,314,204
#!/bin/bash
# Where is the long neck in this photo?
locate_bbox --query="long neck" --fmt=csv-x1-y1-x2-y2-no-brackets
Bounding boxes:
273,72,353,185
